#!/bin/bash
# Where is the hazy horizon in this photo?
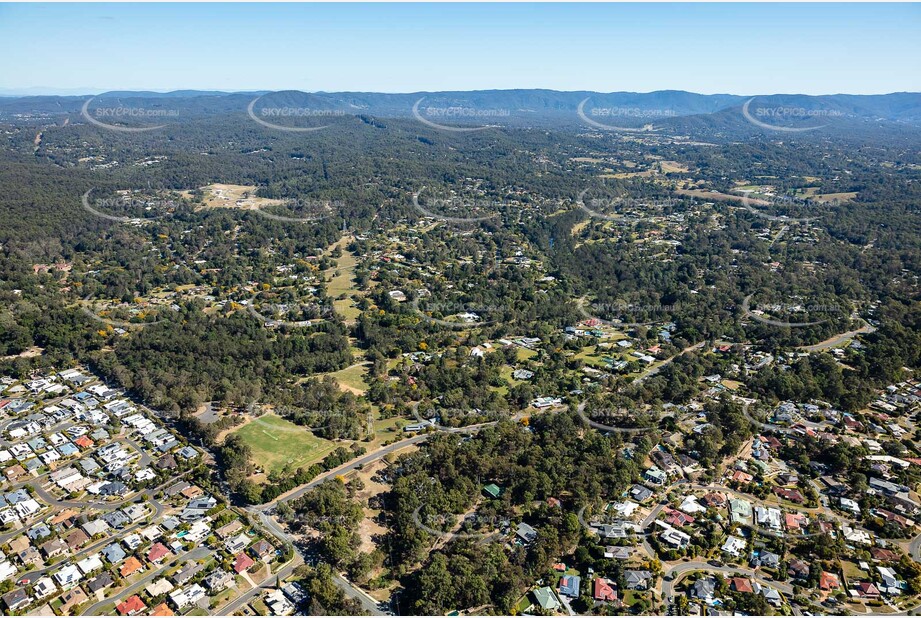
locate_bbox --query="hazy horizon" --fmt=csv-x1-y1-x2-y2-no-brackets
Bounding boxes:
1,87,919,98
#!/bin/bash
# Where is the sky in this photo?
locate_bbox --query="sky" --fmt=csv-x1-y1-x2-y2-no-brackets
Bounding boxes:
1,3,919,96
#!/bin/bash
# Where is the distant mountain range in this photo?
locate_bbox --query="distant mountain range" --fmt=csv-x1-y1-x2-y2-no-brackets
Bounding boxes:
2,89,919,130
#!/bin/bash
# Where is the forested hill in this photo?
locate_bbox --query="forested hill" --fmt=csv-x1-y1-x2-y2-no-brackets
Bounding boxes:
2,89,920,129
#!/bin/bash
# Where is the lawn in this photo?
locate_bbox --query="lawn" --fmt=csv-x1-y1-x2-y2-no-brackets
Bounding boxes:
323,362,370,395
326,246,362,321
516,347,538,361
842,560,869,580
229,414,340,474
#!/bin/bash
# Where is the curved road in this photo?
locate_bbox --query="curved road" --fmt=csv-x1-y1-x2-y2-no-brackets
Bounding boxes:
662,560,794,599
83,547,211,615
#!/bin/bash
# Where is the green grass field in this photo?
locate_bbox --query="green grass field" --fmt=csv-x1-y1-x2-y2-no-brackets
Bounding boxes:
324,362,370,394
230,414,339,474
327,248,362,321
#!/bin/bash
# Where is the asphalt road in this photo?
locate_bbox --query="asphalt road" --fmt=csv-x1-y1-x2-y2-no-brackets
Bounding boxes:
249,510,383,615
82,547,211,615
661,560,794,600
218,552,303,615
15,495,165,585
253,433,432,510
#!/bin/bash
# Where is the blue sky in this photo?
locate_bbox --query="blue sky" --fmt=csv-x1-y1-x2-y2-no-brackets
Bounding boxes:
1,3,919,95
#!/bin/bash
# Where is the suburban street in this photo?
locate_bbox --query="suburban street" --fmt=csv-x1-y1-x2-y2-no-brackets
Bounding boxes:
661,560,794,600
82,547,211,615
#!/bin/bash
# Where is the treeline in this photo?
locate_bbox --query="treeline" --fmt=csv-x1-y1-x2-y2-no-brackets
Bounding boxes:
384,413,643,614
276,376,369,440
218,437,367,505
92,306,352,414
748,299,921,411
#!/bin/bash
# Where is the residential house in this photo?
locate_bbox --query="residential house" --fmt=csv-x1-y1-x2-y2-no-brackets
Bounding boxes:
788,559,810,580
32,576,57,600
233,553,254,574
86,572,115,595
532,587,561,611
116,594,147,616
2,589,30,612
145,579,174,598
53,564,82,589
250,539,274,560
559,575,581,598
730,577,754,593
147,542,172,565
593,577,618,603
516,522,538,544
692,578,717,602
625,570,653,590
60,587,89,615
203,569,234,593
819,571,841,591
120,556,144,578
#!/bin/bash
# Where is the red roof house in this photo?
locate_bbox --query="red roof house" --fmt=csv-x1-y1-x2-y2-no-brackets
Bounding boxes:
593,577,618,602
820,571,841,591
147,542,171,564
233,552,254,574
116,595,147,616
730,577,754,593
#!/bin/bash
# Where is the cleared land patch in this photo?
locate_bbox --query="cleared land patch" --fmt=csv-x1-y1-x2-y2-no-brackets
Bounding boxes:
229,413,339,474
180,184,285,211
